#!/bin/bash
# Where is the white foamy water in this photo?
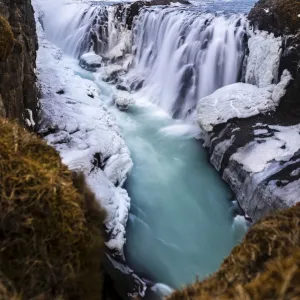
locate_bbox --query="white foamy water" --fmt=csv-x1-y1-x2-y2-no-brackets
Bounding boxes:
124,7,248,119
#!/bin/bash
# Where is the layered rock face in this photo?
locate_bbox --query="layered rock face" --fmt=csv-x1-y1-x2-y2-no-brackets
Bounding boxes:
0,0,38,128
199,0,300,222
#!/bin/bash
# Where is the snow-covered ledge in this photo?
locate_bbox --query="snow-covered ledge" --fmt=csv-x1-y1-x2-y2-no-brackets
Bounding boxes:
197,30,300,221
197,31,291,132
33,1,133,254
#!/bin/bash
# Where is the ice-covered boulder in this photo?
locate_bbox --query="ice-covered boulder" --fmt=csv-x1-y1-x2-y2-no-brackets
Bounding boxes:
79,52,103,72
197,70,291,132
114,91,134,111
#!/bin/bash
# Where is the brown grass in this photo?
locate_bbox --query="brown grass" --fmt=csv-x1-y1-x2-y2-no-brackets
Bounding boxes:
169,203,300,300
0,118,106,299
0,16,14,62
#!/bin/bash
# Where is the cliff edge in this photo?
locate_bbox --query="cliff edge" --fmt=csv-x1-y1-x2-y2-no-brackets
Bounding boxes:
0,0,38,129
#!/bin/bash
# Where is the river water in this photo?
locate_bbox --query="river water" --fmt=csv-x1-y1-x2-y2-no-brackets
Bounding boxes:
41,0,255,295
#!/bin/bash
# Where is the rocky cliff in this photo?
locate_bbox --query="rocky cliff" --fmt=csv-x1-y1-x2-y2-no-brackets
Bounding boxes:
199,0,300,222
0,0,38,129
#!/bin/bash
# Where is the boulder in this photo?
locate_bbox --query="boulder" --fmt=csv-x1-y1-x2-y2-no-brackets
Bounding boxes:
79,52,103,72
113,91,134,111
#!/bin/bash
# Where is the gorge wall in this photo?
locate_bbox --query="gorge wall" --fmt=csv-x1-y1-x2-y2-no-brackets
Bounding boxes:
0,0,38,129
197,0,300,222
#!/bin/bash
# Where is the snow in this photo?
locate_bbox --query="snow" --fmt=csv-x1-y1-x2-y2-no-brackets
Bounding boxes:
25,109,36,127
81,52,102,65
197,70,291,132
245,31,282,88
33,0,133,254
79,52,103,71
254,128,268,135
114,91,134,110
107,27,132,60
232,124,300,173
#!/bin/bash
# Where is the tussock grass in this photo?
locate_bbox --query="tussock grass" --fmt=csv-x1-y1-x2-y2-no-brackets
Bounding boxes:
169,203,300,299
0,118,106,299
0,16,14,62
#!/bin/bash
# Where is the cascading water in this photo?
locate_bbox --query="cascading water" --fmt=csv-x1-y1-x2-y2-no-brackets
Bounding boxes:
42,1,131,58
125,7,248,119
38,0,254,297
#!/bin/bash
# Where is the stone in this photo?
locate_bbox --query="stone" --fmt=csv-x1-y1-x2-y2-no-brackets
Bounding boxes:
0,16,14,62
79,52,103,72
0,0,38,129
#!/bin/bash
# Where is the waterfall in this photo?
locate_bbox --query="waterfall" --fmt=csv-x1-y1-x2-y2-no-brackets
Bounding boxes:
40,2,249,121
125,7,248,119
42,1,131,58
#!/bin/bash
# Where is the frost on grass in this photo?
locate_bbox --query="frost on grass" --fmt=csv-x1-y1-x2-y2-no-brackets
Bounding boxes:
34,4,133,254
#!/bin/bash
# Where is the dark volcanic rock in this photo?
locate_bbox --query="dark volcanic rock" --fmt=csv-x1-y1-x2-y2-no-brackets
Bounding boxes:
200,0,300,221
115,0,190,30
0,0,38,129
248,0,300,36
249,0,300,122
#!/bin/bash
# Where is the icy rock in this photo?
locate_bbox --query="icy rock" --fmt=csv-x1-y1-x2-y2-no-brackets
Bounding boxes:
114,91,134,111
79,52,103,72
245,31,282,88
197,70,292,132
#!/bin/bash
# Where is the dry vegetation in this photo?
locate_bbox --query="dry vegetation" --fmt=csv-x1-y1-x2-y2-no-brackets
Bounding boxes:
0,118,106,299
0,16,14,62
169,203,300,299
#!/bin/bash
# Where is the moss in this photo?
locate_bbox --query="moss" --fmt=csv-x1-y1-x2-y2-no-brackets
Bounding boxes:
0,118,106,299
169,203,300,299
0,16,14,62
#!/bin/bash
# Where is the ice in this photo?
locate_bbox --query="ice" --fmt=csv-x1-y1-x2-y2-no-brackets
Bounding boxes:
197,70,291,132
114,91,134,111
246,31,282,88
33,0,133,254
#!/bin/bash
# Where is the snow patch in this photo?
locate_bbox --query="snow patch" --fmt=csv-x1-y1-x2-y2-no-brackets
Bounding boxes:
33,0,133,254
197,70,291,132
232,124,300,173
79,52,103,72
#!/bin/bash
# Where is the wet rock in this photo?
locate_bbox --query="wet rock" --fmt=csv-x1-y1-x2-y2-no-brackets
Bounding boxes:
115,0,190,30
